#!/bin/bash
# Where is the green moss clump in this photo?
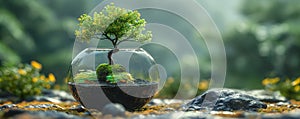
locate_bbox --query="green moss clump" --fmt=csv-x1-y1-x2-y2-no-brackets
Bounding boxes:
96,63,112,82
96,63,128,83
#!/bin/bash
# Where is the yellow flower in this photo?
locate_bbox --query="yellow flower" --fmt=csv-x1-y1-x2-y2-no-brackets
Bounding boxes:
294,85,300,92
262,77,280,86
18,69,27,75
292,77,300,86
48,73,56,83
40,75,46,80
32,77,39,83
31,61,42,70
198,80,209,90
45,84,51,89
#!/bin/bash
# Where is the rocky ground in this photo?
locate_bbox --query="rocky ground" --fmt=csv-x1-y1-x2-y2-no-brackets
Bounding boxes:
0,89,300,119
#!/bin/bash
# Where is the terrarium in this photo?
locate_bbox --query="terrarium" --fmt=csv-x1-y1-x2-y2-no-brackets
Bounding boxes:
68,4,159,111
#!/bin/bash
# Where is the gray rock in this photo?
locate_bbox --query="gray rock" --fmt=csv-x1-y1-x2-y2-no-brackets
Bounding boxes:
69,105,86,112
25,90,75,103
148,99,164,105
24,104,63,109
148,99,187,106
43,90,75,102
246,90,287,103
262,110,300,119
2,109,26,118
25,96,63,103
11,110,87,119
0,104,17,110
102,103,126,117
130,111,208,119
183,88,267,111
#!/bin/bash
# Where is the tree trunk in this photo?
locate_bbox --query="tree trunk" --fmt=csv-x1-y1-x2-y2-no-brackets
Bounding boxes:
107,48,119,65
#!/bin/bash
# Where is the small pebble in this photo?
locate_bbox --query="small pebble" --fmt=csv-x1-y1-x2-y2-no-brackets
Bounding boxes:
148,99,163,105
102,103,126,117
276,102,289,106
70,105,86,112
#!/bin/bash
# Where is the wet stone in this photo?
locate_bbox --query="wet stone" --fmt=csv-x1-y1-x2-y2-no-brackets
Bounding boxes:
183,88,268,111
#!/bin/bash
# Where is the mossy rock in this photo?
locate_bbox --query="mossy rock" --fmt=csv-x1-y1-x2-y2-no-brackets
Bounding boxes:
96,63,126,82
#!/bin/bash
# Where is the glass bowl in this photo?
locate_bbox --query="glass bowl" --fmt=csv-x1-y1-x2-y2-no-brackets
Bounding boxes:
68,48,159,111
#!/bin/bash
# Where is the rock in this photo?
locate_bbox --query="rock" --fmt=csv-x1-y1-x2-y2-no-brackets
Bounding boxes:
163,107,175,111
2,109,26,118
246,90,287,103
102,103,126,117
24,104,63,109
148,99,164,105
3,110,87,119
26,90,75,103
43,90,75,102
0,104,17,110
148,99,186,106
25,96,62,103
130,111,208,119
69,105,86,112
262,110,300,119
183,88,267,111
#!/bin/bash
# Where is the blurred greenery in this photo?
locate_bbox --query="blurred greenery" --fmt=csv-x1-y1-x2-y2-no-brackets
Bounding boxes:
0,61,55,98
0,0,91,83
0,0,300,98
225,0,300,89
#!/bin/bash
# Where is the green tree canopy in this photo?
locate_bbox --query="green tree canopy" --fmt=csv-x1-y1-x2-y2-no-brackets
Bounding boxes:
75,4,152,48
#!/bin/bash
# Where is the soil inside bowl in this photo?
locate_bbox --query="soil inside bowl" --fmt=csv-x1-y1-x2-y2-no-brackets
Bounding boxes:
68,79,158,111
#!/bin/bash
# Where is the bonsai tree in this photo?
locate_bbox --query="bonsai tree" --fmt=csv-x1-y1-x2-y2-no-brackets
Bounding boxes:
74,3,152,83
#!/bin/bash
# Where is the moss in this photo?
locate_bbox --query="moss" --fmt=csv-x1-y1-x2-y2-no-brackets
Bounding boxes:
96,63,127,83
96,63,112,82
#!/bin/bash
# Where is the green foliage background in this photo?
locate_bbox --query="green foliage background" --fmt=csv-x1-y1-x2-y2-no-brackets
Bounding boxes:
1,0,300,94
0,0,90,83
225,0,300,88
